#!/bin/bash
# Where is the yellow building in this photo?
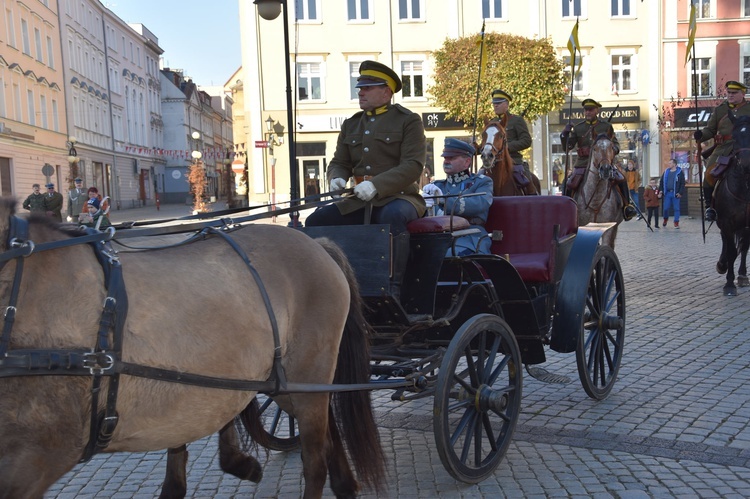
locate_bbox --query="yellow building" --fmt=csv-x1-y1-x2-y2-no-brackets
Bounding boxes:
240,0,658,208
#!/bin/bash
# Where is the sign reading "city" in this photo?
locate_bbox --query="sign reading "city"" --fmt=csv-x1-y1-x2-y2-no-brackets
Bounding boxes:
559,106,641,124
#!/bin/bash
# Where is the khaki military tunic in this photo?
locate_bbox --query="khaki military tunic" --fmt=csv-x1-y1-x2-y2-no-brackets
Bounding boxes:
328,103,426,216
562,119,620,169
489,113,531,165
22,193,46,212
698,100,750,184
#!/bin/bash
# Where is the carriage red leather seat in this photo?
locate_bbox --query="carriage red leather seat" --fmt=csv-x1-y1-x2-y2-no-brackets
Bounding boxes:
485,196,578,282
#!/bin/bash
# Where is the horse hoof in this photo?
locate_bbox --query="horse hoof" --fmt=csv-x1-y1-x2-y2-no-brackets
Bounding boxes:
717,262,728,274
738,276,750,287
724,285,738,296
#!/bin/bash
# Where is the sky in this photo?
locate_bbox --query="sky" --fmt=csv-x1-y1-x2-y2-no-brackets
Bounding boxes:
103,1,242,87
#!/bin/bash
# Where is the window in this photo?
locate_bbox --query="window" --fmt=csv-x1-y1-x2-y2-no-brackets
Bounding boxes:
611,0,634,17
483,0,507,19
46,36,54,68
743,45,750,89
0,77,5,118
399,0,424,20
349,61,361,99
51,99,59,131
6,10,15,48
295,0,319,21
27,90,35,126
21,19,30,55
563,54,587,94
692,0,712,19
39,95,47,129
562,0,586,18
297,62,323,101
401,60,424,98
690,58,711,96
347,0,371,21
745,0,750,16
34,28,43,62
12,84,21,121
611,52,635,93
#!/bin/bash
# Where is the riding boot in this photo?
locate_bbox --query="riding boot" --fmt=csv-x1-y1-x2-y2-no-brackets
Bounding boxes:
618,181,637,221
390,233,410,304
704,185,717,222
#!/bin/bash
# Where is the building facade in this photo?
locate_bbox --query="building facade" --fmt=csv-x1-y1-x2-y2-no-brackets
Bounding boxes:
0,0,68,199
239,0,659,208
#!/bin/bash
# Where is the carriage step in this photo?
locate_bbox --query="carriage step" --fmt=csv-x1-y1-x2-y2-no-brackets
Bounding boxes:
525,365,572,384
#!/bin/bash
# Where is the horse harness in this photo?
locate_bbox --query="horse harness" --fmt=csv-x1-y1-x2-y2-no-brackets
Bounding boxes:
568,135,623,222
482,124,535,194
0,216,290,463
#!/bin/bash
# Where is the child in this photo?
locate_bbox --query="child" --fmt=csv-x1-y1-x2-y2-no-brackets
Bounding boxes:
79,197,112,230
643,177,660,229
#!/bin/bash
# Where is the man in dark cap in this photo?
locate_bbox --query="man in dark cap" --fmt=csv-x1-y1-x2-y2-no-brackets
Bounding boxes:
67,177,86,222
306,60,425,301
423,138,493,256
22,183,45,213
694,80,750,222
560,98,637,220
488,89,531,167
43,183,64,222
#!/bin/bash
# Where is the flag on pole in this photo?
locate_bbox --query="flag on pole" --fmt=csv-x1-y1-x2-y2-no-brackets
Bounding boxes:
567,18,580,76
684,3,697,66
476,37,487,76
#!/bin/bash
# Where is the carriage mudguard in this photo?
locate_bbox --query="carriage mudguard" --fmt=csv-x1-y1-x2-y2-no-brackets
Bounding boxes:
550,223,617,353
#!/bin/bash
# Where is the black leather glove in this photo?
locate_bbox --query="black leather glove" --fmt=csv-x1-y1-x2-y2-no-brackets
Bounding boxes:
694,130,703,141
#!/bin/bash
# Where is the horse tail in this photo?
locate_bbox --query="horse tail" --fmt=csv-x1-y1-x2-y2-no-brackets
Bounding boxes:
316,238,386,492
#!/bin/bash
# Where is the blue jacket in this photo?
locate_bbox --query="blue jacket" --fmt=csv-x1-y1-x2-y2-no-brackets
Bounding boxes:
432,173,494,256
658,168,685,196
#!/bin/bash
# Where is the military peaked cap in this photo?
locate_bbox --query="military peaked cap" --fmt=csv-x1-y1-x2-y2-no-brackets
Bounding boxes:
356,60,402,93
726,81,748,92
581,98,602,109
491,89,512,103
441,138,475,158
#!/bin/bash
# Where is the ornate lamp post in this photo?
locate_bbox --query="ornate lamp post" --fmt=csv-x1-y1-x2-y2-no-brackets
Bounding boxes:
254,0,299,226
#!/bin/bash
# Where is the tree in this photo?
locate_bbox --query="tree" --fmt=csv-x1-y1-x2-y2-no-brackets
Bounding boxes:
430,32,567,128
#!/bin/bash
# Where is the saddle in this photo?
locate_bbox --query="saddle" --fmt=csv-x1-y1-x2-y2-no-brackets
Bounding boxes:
710,155,732,180
511,164,537,195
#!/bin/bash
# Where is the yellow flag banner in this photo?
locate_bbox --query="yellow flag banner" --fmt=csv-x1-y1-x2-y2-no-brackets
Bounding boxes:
567,18,580,76
685,3,696,66
476,37,488,76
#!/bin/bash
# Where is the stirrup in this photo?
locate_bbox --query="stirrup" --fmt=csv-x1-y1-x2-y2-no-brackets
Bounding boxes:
623,205,637,221
705,207,717,222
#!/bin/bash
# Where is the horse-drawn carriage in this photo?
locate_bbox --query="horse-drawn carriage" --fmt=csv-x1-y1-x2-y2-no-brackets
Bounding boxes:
0,191,625,496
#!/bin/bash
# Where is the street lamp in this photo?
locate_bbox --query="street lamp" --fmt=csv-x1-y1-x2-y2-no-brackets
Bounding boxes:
265,115,284,154
254,0,299,227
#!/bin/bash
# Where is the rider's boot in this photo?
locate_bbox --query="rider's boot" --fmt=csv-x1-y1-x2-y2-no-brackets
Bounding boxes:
390,233,410,304
704,185,717,222
618,181,637,221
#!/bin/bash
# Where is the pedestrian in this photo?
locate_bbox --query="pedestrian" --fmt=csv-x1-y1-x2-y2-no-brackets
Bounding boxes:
659,159,685,229
305,60,425,300
552,159,563,187
643,177,661,229
43,183,64,222
84,187,109,219
560,98,637,220
424,138,494,256
22,184,46,213
694,80,750,221
78,197,111,230
624,159,641,216
67,178,87,222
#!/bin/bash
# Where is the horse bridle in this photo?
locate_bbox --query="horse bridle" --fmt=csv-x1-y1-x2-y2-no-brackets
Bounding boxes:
481,125,507,171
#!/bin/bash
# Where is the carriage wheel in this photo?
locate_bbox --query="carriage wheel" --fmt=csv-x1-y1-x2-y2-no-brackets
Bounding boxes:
433,314,522,483
253,394,300,451
575,245,625,400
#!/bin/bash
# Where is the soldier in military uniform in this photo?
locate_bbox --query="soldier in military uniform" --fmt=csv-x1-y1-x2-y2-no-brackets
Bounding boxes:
43,183,64,222
67,177,87,222
560,98,637,220
488,89,531,167
22,184,45,213
694,80,750,222
423,138,493,256
306,60,426,235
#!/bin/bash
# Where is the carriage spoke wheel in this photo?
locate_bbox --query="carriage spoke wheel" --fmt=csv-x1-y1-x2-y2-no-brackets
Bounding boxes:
434,314,522,483
254,394,300,451
576,245,625,400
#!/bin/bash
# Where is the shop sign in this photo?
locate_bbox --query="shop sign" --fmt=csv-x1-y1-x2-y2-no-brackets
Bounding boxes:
422,112,466,130
559,106,640,124
673,107,713,128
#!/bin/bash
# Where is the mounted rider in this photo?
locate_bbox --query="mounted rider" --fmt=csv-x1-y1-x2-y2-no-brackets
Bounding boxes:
694,80,750,222
485,89,533,190
560,98,637,221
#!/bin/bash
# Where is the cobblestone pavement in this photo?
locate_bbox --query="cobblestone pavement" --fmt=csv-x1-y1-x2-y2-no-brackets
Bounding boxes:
43,209,750,498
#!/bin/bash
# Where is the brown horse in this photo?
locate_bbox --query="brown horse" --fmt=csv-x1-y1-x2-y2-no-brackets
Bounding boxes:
479,121,541,196
571,133,624,248
0,200,385,499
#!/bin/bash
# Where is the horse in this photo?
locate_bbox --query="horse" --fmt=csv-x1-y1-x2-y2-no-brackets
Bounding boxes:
0,200,385,499
479,121,541,196
713,113,750,296
569,133,624,248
